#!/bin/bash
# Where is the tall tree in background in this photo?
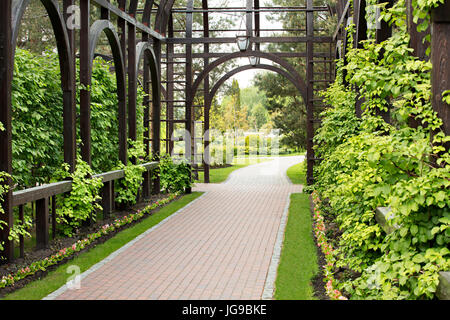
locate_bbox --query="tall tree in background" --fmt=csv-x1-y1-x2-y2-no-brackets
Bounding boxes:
254,0,336,149
210,79,250,132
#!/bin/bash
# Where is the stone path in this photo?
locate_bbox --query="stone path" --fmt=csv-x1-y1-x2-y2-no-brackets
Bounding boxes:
46,156,304,300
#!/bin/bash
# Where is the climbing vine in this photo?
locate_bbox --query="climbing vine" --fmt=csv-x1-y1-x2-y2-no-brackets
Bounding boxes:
115,139,147,206
55,156,103,237
311,0,450,300
159,154,192,194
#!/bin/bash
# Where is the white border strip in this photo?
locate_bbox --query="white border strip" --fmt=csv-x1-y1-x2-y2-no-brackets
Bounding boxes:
43,192,208,300
262,192,292,300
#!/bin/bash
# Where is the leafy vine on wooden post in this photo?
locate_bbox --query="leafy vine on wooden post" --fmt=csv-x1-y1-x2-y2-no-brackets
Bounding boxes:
309,0,450,300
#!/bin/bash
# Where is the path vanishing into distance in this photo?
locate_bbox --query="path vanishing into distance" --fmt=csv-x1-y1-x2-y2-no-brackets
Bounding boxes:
45,156,304,300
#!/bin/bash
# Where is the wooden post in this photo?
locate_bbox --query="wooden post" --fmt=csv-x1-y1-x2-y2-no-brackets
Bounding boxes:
118,3,127,165
35,198,49,249
152,39,161,194
167,15,175,155
375,0,393,123
407,0,429,61
306,0,315,185
203,0,210,183
19,205,24,258
128,23,137,146
0,0,14,262
185,1,194,194
51,196,56,239
142,32,151,199
63,0,77,172
354,0,367,118
102,181,112,218
431,1,450,137
80,0,91,165
406,0,429,128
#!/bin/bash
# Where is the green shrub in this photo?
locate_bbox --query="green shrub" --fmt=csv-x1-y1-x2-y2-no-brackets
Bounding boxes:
115,139,146,207
55,157,103,237
159,154,192,193
312,1,450,300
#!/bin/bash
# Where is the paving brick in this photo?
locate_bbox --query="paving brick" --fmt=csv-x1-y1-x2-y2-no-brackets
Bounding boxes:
50,156,304,300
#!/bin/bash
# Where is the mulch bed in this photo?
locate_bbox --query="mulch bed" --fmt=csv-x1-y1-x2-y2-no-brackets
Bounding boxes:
309,195,329,300
0,193,178,297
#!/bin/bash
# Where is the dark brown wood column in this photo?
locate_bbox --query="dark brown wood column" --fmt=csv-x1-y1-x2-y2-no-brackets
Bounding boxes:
0,0,14,262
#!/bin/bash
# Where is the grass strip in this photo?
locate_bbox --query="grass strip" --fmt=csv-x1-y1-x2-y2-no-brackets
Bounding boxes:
286,161,306,185
1,192,203,300
274,193,319,300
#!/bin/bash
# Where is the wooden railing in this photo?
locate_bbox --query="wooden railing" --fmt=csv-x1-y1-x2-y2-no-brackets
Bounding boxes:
10,161,158,258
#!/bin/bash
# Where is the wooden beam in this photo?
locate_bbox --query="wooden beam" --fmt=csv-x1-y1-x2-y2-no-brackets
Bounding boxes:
92,0,165,40
166,36,333,44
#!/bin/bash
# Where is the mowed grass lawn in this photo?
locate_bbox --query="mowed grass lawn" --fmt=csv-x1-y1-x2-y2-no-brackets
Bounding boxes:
1,192,203,300
286,161,306,185
274,159,319,300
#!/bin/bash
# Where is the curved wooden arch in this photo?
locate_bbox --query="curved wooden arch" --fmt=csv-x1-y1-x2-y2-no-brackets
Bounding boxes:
142,0,156,26
209,64,305,104
11,0,76,168
11,0,73,90
128,0,139,17
89,19,127,163
136,42,160,83
154,0,175,34
135,41,161,159
191,51,308,105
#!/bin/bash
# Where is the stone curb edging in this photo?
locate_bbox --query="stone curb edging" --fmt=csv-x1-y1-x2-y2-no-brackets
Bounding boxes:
261,192,292,300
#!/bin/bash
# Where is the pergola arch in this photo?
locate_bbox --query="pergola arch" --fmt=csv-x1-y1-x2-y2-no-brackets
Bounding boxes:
135,41,162,159
208,64,306,106
190,51,308,108
199,63,309,182
88,19,127,164
11,0,76,169
0,0,344,261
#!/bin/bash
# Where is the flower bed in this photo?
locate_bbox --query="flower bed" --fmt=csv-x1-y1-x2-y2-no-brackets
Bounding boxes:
0,192,179,289
311,191,347,300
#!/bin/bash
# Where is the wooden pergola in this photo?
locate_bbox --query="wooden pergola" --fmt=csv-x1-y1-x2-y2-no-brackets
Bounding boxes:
0,0,449,262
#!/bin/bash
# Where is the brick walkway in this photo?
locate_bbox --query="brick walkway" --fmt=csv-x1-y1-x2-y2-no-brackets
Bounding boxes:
46,156,304,300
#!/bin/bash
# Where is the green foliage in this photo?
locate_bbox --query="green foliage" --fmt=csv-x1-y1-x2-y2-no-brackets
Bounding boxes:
159,154,192,194
87,58,120,173
55,157,103,237
313,0,450,300
12,49,64,189
115,140,147,206
11,49,144,188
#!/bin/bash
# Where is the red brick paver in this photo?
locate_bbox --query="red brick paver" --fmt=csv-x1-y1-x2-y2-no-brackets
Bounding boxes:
50,156,304,300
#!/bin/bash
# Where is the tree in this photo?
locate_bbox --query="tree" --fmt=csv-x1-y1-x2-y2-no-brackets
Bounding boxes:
253,0,336,149
211,79,251,132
